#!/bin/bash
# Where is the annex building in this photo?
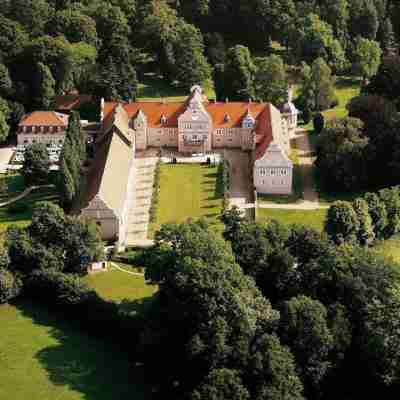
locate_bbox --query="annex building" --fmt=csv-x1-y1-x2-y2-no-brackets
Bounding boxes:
81,86,298,245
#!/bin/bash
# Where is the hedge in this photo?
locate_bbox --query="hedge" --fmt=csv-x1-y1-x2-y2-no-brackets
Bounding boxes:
149,159,161,223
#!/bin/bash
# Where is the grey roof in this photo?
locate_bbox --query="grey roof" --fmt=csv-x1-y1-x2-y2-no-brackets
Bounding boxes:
255,141,293,168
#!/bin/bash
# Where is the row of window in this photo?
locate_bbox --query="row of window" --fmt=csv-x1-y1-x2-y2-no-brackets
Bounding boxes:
19,126,65,133
260,180,286,186
22,138,64,144
259,168,289,176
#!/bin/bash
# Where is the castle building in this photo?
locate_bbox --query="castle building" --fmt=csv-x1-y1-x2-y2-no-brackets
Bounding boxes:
81,86,297,244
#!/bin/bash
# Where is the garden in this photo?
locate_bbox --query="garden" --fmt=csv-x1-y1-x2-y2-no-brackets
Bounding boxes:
149,163,224,236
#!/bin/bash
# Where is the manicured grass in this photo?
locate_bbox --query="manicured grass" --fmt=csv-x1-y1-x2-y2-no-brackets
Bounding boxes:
138,73,215,102
150,163,224,236
373,235,400,265
0,300,148,400
84,264,158,314
257,208,327,232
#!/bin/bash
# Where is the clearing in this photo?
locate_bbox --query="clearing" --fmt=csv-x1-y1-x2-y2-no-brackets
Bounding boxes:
84,263,158,314
150,163,224,235
0,300,149,400
257,208,327,232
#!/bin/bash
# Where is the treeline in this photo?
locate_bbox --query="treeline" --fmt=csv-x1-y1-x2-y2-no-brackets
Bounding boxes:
325,186,400,246
316,55,400,192
141,213,400,399
2,204,400,399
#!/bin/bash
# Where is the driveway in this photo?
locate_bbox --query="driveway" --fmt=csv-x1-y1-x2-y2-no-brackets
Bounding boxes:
219,149,253,209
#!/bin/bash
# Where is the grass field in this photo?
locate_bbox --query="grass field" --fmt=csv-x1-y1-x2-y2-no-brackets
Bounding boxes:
257,208,327,232
138,73,215,102
297,76,361,134
84,264,158,314
150,163,224,235
0,300,148,400
0,185,59,240
373,235,400,265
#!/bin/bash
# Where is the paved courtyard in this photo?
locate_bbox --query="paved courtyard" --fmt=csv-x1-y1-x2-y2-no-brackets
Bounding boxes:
219,149,253,209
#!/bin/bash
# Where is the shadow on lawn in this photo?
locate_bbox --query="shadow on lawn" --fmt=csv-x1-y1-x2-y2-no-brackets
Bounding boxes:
14,299,150,400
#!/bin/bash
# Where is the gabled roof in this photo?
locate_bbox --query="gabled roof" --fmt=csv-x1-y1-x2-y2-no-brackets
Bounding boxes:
82,106,134,218
19,111,69,127
255,141,292,167
103,101,269,129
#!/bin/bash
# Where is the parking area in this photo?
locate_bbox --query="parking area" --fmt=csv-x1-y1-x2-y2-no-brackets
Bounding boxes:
13,143,63,164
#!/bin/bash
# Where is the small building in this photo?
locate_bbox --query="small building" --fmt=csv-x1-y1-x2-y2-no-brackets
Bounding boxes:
254,142,293,194
17,111,69,146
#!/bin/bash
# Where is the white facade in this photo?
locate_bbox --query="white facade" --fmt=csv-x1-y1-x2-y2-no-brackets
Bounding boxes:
254,142,293,194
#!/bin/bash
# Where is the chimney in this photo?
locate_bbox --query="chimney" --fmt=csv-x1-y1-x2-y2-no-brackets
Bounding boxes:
100,98,105,121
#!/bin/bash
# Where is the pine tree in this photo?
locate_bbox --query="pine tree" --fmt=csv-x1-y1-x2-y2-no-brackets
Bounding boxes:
34,62,55,110
380,18,397,55
353,198,375,245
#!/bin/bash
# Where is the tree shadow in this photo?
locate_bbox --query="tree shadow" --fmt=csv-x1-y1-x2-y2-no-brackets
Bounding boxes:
118,293,158,315
13,299,152,400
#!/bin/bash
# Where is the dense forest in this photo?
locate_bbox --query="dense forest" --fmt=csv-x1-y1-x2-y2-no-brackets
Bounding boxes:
0,0,398,127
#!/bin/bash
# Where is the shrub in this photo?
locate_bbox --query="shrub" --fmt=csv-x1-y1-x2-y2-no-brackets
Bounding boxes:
218,160,230,210
313,113,325,134
8,202,29,214
0,268,22,303
302,108,311,124
149,160,161,223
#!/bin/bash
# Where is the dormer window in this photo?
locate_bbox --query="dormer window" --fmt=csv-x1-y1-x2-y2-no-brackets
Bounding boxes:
224,113,230,123
161,114,167,124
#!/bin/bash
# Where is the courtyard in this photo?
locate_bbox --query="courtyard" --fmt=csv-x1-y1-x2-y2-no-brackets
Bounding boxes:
149,163,224,236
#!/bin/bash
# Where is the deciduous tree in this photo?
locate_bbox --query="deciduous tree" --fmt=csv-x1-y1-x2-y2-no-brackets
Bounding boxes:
21,143,50,185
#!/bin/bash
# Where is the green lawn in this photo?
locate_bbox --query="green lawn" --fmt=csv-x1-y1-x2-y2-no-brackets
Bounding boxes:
257,208,327,232
373,235,400,265
138,73,215,102
0,300,149,400
150,163,224,236
84,264,158,314
0,185,59,241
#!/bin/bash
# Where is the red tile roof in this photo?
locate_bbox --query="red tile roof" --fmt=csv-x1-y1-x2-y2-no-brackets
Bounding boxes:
103,100,277,160
19,111,69,127
255,105,274,160
103,101,269,129
54,94,92,111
